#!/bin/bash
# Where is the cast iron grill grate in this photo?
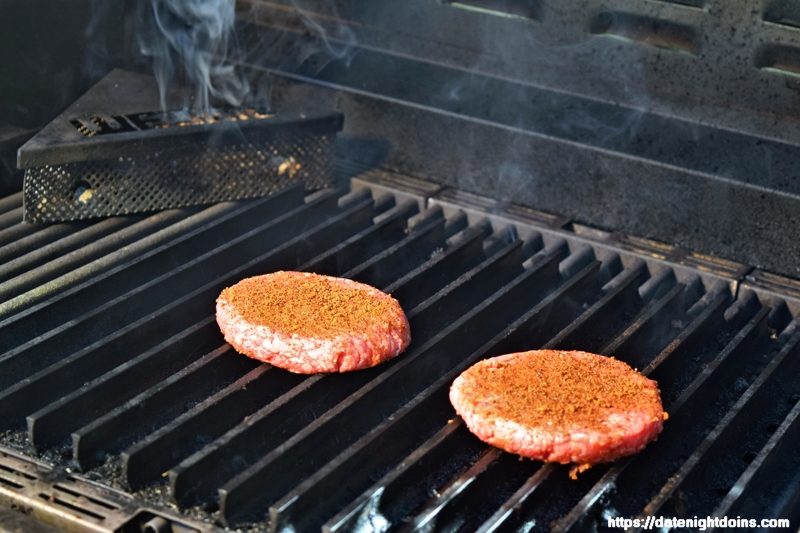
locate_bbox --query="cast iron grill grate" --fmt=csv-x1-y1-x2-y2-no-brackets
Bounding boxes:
0,163,798,532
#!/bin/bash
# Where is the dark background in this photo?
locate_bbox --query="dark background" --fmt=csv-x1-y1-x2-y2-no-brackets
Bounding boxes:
2,0,800,277
0,0,133,195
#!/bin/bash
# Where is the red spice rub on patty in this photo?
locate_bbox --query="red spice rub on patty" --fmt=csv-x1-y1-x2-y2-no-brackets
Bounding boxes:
216,271,411,373
449,350,667,474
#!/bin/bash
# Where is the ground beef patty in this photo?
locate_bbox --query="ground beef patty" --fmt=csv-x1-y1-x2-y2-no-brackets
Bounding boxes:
450,350,667,474
216,271,411,373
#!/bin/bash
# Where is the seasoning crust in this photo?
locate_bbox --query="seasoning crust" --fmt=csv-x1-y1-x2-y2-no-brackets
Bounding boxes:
450,350,668,472
219,271,402,339
216,271,411,373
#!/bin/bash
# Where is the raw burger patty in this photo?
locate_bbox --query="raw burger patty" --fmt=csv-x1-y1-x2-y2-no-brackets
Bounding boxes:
216,271,411,373
449,350,667,466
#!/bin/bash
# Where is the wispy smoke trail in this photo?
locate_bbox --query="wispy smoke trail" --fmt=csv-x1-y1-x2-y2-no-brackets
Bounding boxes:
290,0,356,66
135,0,249,113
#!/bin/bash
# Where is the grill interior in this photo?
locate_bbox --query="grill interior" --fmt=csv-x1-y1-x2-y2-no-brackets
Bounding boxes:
236,0,800,281
1,163,800,532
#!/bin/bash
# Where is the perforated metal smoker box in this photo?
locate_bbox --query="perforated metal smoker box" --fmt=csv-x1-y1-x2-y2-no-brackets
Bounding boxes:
17,69,343,223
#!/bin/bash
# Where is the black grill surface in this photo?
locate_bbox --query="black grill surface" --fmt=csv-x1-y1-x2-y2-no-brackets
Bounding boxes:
0,163,799,532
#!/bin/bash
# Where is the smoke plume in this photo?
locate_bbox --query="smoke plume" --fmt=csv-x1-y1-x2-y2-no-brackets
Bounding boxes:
135,0,249,113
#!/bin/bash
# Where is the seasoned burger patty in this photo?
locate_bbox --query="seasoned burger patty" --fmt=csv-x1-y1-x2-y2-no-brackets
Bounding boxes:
449,350,667,471
216,271,411,373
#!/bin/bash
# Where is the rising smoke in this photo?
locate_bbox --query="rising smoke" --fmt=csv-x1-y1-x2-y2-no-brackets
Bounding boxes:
290,0,356,67
135,0,249,114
